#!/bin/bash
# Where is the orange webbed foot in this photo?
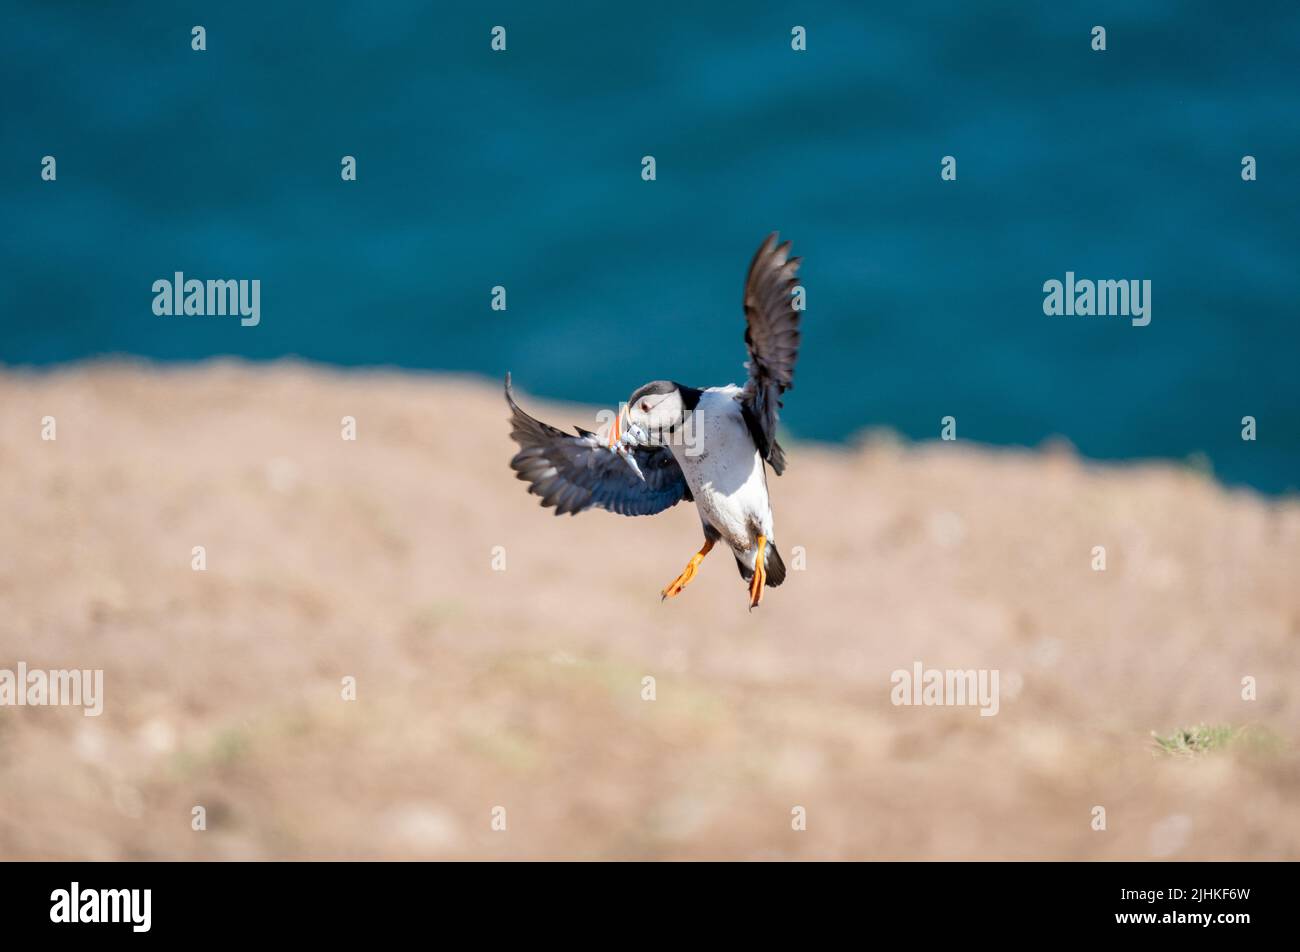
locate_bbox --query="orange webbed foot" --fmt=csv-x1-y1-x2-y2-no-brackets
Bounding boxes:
662,538,715,601
748,535,767,611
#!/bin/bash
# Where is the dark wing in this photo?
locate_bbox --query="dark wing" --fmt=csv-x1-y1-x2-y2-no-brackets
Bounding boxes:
505,375,691,517
740,232,802,476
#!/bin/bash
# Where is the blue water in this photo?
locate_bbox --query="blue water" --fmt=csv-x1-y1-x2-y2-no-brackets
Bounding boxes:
3,2,1297,491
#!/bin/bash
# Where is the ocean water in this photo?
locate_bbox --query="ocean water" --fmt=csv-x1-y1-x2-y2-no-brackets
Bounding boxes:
2,2,1297,491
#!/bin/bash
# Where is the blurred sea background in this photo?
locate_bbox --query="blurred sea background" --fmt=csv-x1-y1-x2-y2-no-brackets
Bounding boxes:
2,0,1297,492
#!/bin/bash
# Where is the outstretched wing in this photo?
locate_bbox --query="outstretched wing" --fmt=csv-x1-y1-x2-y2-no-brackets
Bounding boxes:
505,375,691,517
740,232,802,476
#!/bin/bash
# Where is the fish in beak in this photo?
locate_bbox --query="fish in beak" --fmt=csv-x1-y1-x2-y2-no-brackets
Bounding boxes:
608,407,646,481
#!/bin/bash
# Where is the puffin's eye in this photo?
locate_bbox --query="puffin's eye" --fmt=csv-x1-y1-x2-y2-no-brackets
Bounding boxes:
640,402,650,413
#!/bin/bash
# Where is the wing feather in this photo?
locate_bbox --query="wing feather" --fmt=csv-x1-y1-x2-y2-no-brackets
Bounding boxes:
741,232,802,475
505,375,690,517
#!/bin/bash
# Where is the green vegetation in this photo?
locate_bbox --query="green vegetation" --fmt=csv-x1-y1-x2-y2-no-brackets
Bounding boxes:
1152,724,1238,756
1151,723,1283,758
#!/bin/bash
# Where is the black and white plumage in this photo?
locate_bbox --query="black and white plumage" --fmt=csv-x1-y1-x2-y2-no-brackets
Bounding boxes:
506,233,803,609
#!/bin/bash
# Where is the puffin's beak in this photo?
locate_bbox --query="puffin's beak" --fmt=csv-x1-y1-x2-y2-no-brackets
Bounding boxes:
608,409,622,449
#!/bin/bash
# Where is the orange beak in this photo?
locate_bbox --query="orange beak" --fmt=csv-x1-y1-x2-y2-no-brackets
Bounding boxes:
608,409,622,449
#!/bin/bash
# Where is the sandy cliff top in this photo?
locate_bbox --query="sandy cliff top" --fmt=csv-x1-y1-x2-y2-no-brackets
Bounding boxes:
0,360,1296,859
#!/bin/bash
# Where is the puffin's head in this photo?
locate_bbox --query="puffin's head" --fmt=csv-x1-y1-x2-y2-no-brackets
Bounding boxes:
620,380,686,447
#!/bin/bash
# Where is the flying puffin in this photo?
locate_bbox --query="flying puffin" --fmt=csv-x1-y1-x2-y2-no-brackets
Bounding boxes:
505,233,802,610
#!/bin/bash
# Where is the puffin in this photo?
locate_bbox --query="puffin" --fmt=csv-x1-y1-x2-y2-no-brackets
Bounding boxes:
505,233,803,610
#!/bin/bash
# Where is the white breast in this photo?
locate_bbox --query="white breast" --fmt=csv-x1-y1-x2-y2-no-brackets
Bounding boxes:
669,386,773,552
